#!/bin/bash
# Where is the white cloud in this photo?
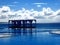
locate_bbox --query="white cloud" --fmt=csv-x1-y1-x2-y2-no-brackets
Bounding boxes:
0,6,60,23
7,5,16,7
53,15,60,22
37,5,41,7
0,6,11,18
33,3,47,8
55,10,60,15
0,6,10,12
33,3,47,5
13,1,19,4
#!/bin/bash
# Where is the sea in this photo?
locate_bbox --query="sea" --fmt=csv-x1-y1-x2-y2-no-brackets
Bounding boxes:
0,23,60,45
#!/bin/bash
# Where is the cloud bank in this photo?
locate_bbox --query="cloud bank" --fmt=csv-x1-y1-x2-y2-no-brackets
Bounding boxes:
0,6,60,23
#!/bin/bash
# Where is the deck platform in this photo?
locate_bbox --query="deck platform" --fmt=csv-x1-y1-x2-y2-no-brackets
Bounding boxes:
8,19,36,28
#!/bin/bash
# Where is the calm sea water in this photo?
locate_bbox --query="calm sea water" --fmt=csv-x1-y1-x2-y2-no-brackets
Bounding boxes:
0,23,60,45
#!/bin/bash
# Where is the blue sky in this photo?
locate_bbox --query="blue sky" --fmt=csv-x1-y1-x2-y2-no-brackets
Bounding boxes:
0,0,60,23
0,0,60,11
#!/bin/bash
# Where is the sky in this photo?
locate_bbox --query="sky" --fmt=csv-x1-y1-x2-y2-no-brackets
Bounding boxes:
0,0,60,23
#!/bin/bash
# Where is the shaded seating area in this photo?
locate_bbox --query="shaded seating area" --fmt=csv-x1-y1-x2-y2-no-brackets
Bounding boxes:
8,19,36,28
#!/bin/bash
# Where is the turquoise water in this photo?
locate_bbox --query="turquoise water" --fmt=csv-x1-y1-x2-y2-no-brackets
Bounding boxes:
0,23,60,45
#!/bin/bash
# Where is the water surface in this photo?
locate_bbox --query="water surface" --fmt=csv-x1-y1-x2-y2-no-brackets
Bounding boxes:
0,23,60,45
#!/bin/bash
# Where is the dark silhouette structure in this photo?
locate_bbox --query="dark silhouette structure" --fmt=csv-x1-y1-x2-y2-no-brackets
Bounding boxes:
8,19,36,28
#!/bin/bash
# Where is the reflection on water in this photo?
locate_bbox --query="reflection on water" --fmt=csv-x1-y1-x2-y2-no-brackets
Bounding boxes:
0,28,60,37
0,28,36,37
0,28,60,45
